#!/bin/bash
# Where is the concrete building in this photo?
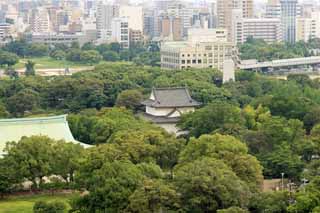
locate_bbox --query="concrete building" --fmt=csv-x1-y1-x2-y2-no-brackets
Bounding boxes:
188,28,228,43
265,0,282,18
141,87,201,135
119,5,143,32
0,23,12,42
29,8,51,33
96,2,116,39
111,17,129,48
217,0,253,41
280,0,298,43
26,33,91,46
160,41,235,70
232,17,282,44
160,16,182,41
296,12,320,42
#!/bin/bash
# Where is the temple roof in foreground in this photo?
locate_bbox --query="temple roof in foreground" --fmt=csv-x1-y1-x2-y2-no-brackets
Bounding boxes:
0,115,90,155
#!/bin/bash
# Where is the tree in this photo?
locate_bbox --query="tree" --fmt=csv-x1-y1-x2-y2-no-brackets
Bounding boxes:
217,207,249,213
0,51,19,67
26,44,49,57
50,50,66,60
81,42,95,51
33,201,66,213
261,143,304,179
110,42,121,53
174,157,251,212
248,191,290,213
0,104,9,118
66,49,81,61
102,51,120,62
179,134,263,190
72,161,143,212
179,101,244,137
51,142,84,183
6,88,39,117
4,136,55,189
126,179,181,212
25,60,35,76
115,89,143,111
288,177,320,213
80,50,102,65
4,66,18,79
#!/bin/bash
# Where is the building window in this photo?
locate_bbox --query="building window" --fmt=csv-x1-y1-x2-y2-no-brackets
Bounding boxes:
192,59,196,64
198,59,202,64
182,60,185,64
187,60,191,64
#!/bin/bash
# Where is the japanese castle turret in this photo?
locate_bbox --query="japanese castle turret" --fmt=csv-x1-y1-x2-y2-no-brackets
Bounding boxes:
141,87,201,135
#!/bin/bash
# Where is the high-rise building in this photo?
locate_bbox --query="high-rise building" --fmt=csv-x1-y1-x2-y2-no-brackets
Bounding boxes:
111,17,129,48
232,17,282,44
160,16,182,41
96,2,116,39
296,12,320,42
217,0,253,41
280,0,298,43
29,8,51,33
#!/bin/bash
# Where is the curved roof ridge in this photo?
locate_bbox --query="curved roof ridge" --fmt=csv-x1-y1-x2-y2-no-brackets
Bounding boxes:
0,115,68,124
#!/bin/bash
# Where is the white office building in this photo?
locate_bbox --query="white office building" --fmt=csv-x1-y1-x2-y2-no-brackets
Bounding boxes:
111,17,129,48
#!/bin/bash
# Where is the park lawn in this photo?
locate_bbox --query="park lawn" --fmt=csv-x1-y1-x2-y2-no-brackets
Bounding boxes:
0,193,76,213
14,57,91,69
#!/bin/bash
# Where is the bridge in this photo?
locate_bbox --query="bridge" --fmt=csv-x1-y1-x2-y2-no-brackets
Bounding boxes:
238,56,320,71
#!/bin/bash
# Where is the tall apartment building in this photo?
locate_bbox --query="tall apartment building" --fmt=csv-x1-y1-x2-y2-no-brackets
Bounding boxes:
119,5,143,31
266,0,301,19
96,2,116,39
29,8,51,33
296,12,320,42
161,29,235,70
281,0,298,43
217,0,253,41
232,16,282,44
160,16,182,41
111,17,129,48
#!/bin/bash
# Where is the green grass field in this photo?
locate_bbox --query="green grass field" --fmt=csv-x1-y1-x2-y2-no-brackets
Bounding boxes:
0,193,76,213
14,57,91,69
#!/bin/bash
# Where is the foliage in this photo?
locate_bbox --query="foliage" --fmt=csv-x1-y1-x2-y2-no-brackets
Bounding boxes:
33,200,66,213
25,60,35,76
174,157,251,212
115,89,143,111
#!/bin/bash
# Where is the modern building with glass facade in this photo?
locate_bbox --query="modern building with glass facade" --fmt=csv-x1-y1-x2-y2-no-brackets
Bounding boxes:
280,0,298,43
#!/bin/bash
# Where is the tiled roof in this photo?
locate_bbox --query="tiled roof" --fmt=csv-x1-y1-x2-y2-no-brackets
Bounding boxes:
142,87,201,108
0,115,90,155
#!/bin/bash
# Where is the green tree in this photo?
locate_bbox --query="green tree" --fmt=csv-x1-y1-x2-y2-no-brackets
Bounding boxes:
179,134,263,190
26,44,49,57
115,89,143,111
217,207,249,213
179,101,244,137
248,191,290,213
25,60,35,76
33,201,66,213
102,51,120,62
4,136,55,189
72,161,143,212
0,51,19,67
126,179,181,212
174,157,251,212
50,50,66,60
80,50,102,65
6,88,39,117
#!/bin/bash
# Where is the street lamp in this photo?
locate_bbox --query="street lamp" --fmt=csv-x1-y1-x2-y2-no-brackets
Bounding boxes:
281,173,285,190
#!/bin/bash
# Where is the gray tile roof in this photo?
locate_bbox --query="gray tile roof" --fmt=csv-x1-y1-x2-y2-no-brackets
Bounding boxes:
142,87,201,108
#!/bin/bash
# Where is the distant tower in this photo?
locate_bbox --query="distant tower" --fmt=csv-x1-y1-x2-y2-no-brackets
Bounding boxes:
280,0,298,43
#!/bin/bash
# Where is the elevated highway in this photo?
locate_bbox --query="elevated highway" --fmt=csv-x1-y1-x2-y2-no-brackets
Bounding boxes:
238,56,320,71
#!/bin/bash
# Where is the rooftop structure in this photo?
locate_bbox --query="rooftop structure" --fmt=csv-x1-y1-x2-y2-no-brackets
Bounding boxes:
141,87,201,135
0,115,89,155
